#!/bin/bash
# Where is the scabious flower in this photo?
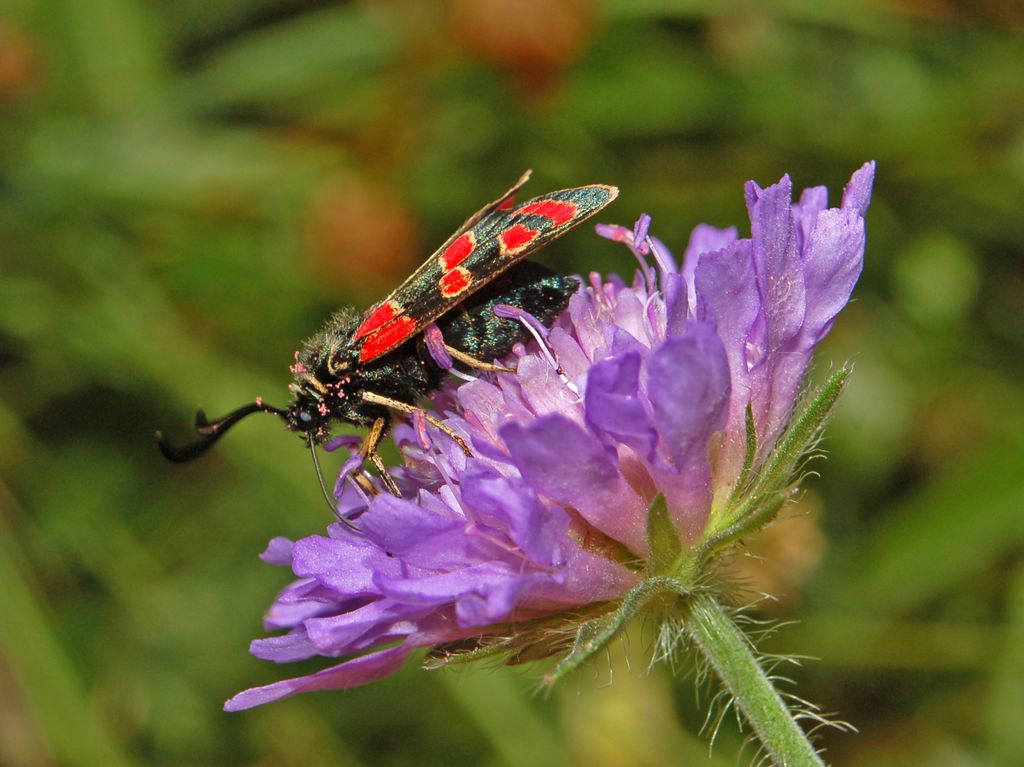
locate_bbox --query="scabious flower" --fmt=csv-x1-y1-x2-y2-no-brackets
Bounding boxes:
225,164,875,711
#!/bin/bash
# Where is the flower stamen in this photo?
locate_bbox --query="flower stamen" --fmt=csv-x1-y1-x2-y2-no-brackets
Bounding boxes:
495,303,579,395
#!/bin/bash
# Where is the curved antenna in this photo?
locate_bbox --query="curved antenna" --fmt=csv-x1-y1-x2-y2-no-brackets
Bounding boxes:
157,402,286,462
309,440,359,531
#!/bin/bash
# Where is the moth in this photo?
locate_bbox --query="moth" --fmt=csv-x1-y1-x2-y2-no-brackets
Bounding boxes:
158,171,617,498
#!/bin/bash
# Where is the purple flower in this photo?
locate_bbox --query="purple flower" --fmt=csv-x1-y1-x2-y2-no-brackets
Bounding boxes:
225,164,874,711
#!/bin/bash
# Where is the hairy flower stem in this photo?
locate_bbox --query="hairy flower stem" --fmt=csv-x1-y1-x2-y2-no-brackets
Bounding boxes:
684,591,825,767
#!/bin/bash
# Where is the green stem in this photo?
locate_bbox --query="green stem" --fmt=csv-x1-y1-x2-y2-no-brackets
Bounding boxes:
683,591,826,767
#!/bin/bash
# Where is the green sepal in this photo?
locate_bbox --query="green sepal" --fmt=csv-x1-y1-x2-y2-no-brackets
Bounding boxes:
543,614,618,686
727,403,758,507
544,576,692,687
423,640,510,669
646,495,682,576
701,364,851,563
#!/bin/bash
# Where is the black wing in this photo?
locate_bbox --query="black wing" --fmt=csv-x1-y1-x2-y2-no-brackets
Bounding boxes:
352,175,617,363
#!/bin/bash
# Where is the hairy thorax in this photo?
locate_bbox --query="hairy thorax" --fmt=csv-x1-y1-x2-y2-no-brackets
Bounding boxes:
285,308,435,442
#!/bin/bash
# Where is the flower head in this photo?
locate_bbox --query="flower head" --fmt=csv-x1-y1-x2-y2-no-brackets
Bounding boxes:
225,164,875,711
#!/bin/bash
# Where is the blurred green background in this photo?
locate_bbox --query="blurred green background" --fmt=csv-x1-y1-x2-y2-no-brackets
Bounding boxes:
2,1,1023,765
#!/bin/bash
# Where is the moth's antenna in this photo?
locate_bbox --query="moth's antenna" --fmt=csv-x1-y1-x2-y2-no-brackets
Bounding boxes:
309,439,359,531
157,402,286,462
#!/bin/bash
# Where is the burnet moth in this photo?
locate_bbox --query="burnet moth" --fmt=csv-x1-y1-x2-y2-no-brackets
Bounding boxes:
157,171,618,501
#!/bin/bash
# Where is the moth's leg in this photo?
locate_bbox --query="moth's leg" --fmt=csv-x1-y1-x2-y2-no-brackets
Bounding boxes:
360,415,401,497
423,321,514,374
444,344,514,374
359,391,473,458
353,473,379,496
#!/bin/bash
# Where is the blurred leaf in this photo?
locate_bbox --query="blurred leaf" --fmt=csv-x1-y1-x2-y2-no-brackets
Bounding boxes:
18,117,334,212
563,38,717,139
891,231,980,327
438,670,565,767
763,614,999,671
985,563,1024,764
561,626,738,766
0,484,138,767
813,423,1024,616
183,4,401,112
602,0,911,36
54,0,168,113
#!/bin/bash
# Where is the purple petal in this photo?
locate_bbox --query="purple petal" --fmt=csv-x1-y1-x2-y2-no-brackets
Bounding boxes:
584,351,657,458
842,161,876,216
333,483,373,524
453,575,546,626
332,452,368,499
633,213,652,254
567,290,607,360
305,599,424,652
693,240,760,462
547,546,640,603
263,578,338,630
681,223,739,286
456,378,509,439
610,289,650,351
501,415,648,555
223,644,414,711
793,186,828,254
260,537,294,565
496,372,542,426
375,563,540,626
648,235,677,274
375,562,511,601
647,323,730,468
607,323,650,360
516,355,582,419
746,175,805,360
360,494,459,545
460,471,569,565
322,434,362,453
663,272,688,337
546,326,591,383
646,324,730,535
594,222,632,244
291,535,401,596
250,632,319,663
358,494,475,570
760,204,868,449
265,598,335,631
799,208,866,344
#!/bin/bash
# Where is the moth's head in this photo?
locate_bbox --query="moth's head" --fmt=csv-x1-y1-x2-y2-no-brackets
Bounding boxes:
285,384,333,444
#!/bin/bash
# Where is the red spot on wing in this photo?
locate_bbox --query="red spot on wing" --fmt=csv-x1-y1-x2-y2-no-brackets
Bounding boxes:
359,315,418,362
439,266,472,298
497,194,517,210
499,223,540,255
439,232,475,270
354,299,403,341
514,199,578,226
